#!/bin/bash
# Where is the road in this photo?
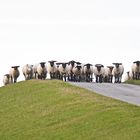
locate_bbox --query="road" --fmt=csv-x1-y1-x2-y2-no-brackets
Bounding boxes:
69,82,140,106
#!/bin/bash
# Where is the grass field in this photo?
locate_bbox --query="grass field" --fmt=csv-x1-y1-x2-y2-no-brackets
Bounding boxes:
124,80,140,85
0,80,140,140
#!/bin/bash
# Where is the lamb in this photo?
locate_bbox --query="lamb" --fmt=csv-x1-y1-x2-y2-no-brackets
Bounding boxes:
22,64,33,80
93,64,105,83
83,63,93,82
36,62,47,80
9,66,20,83
3,74,11,86
47,61,57,79
56,62,68,81
72,65,82,82
131,61,140,80
112,63,124,83
104,66,114,83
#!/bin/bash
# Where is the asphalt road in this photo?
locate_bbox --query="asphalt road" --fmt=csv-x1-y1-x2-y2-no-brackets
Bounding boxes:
69,82,140,106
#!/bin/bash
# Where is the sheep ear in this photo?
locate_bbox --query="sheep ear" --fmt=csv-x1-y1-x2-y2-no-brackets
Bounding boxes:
119,63,122,65
95,64,101,67
4,74,9,76
12,66,20,68
76,62,81,65
56,63,61,65
133,61,140,63
101,65,104,67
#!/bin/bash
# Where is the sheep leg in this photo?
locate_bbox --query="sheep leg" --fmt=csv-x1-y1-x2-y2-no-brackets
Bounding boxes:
96,76,98,83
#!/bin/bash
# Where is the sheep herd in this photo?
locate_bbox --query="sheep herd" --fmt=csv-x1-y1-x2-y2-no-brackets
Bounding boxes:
3,60,140,86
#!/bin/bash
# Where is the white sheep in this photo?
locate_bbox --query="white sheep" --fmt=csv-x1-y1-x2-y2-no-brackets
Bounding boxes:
47,61,57,79
83,63,93,82
22,64,33,80
112,63,124,83
55,63,61,79
93,64,105,83
3,74,11,86
67,60,76,81
131,61,140,80
72,65,82,82
9,66,20,83
36,62,47,80
56,62,68,81
124,71,132,82
104,66,114,83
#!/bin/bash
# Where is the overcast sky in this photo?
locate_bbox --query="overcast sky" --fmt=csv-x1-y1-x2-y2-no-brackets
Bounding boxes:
0,0,140,86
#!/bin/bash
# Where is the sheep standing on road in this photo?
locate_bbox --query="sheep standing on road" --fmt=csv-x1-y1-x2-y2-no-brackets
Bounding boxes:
36,62,47,80
131,61,140,80
104,66,114,83
67,60,76,81
22,64,33,80
47,61,57,79
83,63,93,82
72,65,82,82
56,62,68,82
9,66,20,83
94,64,104,83
3,74,11,86
112,63,124,83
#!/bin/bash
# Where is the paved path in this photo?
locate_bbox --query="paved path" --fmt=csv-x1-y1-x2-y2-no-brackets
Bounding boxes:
69,82,140,106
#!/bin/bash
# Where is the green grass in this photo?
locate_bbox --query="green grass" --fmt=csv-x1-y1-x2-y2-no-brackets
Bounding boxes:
0,80,140,140
124,80,140,85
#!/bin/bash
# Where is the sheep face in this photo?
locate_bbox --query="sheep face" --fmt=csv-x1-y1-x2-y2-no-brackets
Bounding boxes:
11,66,20,70
62,63,67,68
85,63,92,69
76,65,82,70
113,63,122,68
48,61,56,67
68,60,75,67
40,62,46,68
95,64,104,72
133,61,140,66
107,66,114,72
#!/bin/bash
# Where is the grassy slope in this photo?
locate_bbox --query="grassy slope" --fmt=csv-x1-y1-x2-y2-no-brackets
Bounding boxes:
0,80,140,140
124,80,140,85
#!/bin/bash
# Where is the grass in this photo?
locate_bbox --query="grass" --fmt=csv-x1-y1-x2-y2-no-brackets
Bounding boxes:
0,80,140,140
124,80,140,85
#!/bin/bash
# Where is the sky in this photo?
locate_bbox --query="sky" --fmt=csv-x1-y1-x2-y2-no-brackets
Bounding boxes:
0,0,140,86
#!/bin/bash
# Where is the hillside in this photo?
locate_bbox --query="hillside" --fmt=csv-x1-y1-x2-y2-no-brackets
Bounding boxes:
0,80,140,140
124,80,140,85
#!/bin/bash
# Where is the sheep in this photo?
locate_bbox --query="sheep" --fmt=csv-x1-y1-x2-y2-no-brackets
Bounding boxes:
104,66,114,83
112,63,124,83
83,63,93,82
72,65,82,82
56,62,68,81
3,74,11,86
131,61,140,80
36,62,47,80
22,64,33,80
55,63,61,79
93,64,105,83
47,61,57,79
67,60,76,81
124,71,132,82
9,66,20,83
